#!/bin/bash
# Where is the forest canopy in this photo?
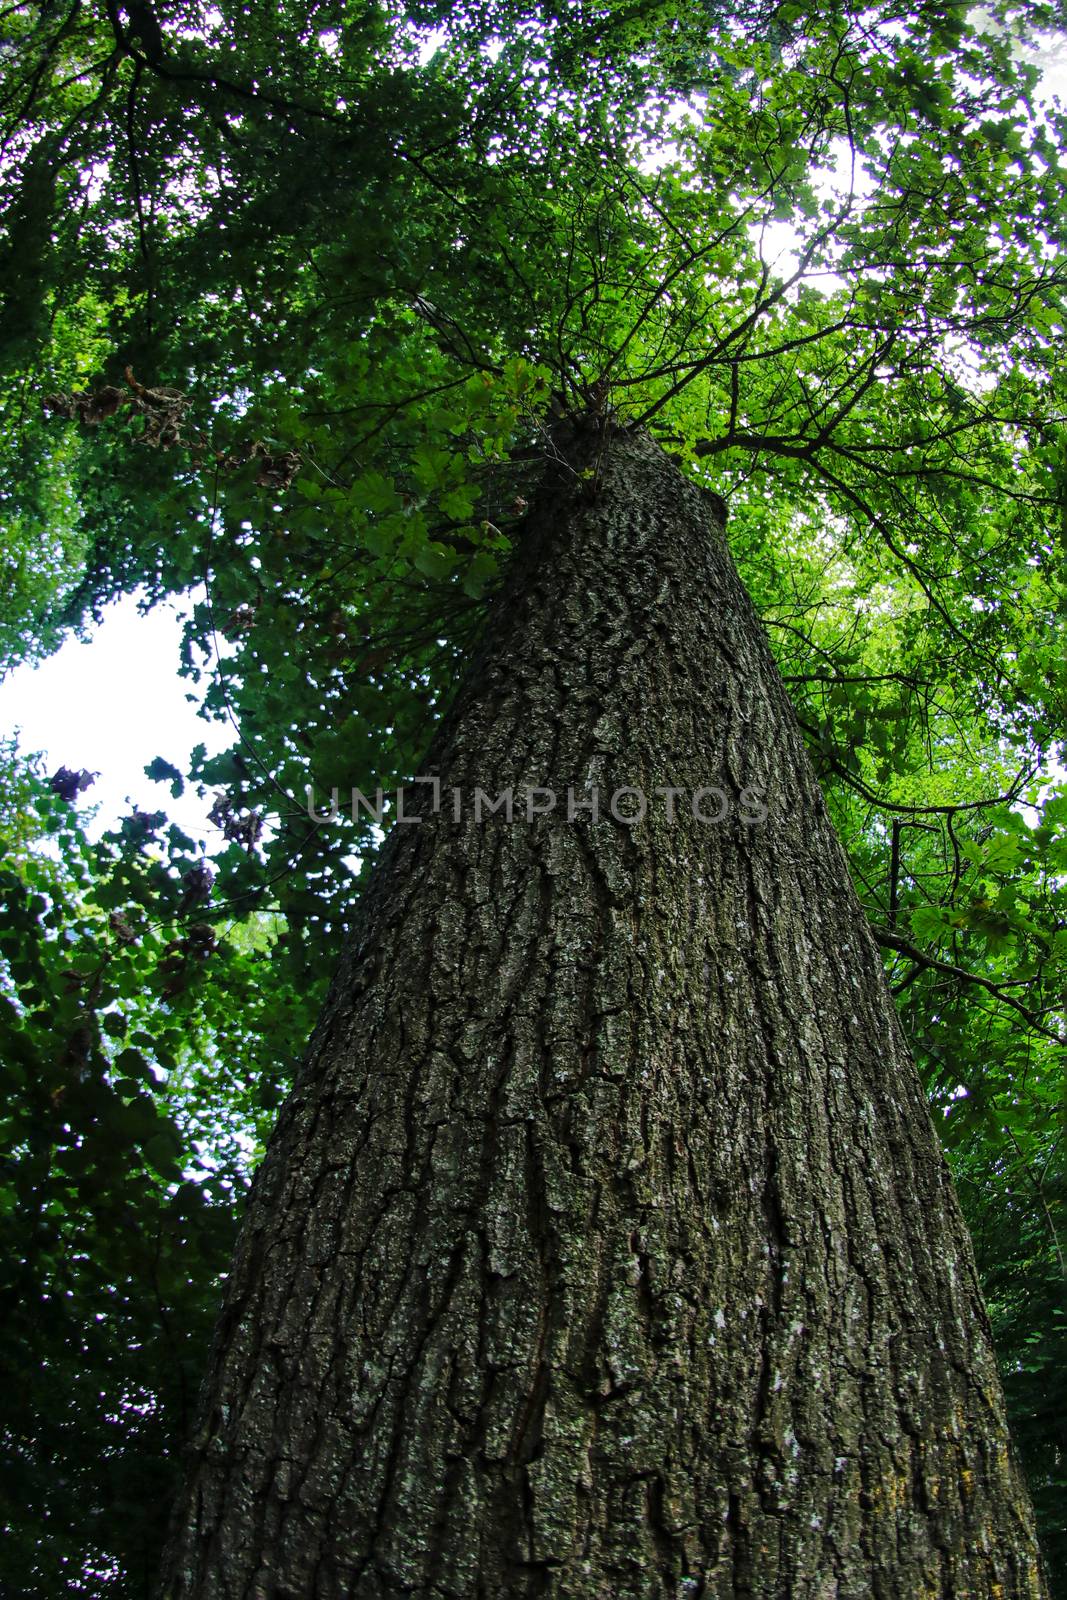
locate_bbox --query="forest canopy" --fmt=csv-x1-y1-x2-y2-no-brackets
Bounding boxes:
0,0,1064,1592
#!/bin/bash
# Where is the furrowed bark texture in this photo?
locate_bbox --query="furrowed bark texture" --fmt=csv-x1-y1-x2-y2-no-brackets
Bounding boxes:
161,424,1044,1598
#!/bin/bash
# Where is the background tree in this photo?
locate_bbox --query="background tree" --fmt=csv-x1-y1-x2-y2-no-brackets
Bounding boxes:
0,0,1064,1591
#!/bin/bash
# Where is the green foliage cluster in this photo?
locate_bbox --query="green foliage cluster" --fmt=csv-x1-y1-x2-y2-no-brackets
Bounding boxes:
0,0,1064,1590
0,740,320,1592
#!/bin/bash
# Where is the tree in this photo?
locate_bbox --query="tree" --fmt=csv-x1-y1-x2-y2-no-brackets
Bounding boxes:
157,418,1048,1595
1,0,1064,1592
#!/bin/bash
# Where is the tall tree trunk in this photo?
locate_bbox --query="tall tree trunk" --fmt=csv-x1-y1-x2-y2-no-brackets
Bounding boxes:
160,423,1044,1598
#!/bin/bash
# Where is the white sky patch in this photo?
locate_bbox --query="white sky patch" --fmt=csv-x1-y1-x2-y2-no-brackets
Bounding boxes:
416,28,447,66
0,593,228,842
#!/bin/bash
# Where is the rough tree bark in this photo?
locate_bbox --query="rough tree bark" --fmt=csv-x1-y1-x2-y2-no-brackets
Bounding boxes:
160,423,1044,1598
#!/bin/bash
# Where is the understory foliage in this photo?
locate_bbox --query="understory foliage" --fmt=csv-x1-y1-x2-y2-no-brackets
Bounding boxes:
0,0,1064,1591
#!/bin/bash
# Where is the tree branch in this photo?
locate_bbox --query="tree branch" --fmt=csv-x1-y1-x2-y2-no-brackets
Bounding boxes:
872,926,1063,1041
